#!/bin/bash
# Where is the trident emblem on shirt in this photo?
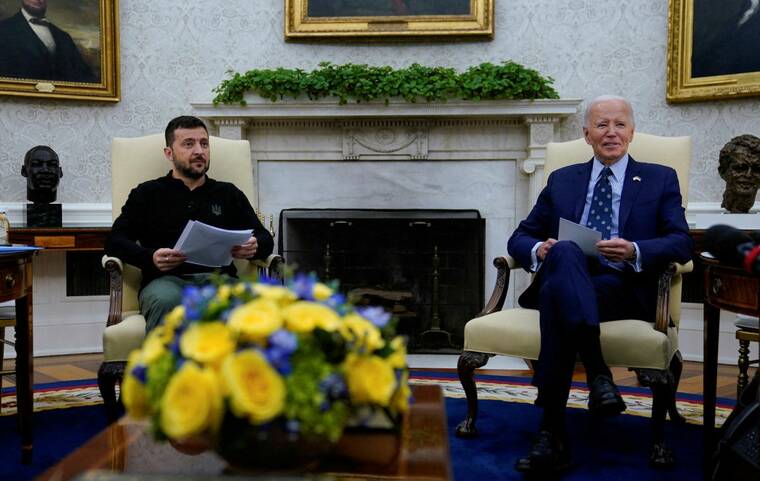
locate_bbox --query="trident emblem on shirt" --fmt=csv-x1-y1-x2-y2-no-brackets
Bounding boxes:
211,204,222,216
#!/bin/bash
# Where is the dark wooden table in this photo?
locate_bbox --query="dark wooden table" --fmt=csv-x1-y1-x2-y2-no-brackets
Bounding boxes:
0,251,35,463
701,253,760,479
9,224,110,251
35,384,452,480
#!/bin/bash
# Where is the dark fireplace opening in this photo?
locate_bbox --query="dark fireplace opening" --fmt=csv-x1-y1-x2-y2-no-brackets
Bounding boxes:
279,209,485,353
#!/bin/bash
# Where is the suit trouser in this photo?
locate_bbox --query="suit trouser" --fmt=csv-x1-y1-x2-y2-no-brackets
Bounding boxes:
533,241,647,411
139,273,234,332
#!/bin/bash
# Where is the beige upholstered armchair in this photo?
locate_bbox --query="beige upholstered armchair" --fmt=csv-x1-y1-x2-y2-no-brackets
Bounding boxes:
98,133,283,420
455,133,694,466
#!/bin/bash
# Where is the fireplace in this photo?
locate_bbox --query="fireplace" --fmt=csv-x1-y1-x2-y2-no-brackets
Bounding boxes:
280,209,484,352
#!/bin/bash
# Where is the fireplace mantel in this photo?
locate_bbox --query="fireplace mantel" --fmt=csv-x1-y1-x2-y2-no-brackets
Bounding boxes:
193,97,582,201
192,97,581,120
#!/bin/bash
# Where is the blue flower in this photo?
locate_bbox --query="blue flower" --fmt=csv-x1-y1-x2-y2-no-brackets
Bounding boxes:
270,329,298,353
258,275,281,286
132,365,147,383
319,373,348,400
290,272,317,300
324,292,347,314
265,331,297,375
356,306,391,328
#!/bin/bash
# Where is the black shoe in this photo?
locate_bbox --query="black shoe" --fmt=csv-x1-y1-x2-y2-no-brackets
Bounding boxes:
515,430,571,475
588,374,626,417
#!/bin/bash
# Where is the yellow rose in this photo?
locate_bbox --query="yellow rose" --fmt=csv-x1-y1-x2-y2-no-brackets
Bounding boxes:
164,305,185,330
253,284,297,305
387,336,407,369
216,284,232,302
227,298,283,343
142,328,167,364
160,362,223,439
312,282,333,301
344,353,396,406
391,370,411,413
180,322,235,367
283,301,340,333
222,350,285,424
340,314,383,351
232,282,248,296
122,351,150,419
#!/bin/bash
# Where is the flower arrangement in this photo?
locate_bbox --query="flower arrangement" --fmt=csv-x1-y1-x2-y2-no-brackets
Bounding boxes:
121,273,410,465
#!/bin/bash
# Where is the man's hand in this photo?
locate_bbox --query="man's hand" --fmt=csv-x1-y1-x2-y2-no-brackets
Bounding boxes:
537,238,558,261
153,248,187,271
597,238,635,263
231,235,258,260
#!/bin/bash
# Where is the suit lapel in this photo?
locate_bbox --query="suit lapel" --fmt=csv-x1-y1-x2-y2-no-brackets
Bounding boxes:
12,12,51,60
572,160,593,222
619,157,643,233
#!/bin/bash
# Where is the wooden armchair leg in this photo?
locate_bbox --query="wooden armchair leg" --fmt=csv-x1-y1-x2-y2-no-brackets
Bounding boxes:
636,366,679,468
455,351,491,438
667,352,686,424
98,361,126,423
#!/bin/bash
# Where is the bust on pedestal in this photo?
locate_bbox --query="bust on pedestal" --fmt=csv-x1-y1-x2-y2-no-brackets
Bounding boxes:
21,145,63,227
719,134,760,214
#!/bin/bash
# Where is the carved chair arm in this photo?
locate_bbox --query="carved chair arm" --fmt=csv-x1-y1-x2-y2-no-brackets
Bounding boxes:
654,260,693,334
102,255,124,328
251,253,286,280
475,256,514,318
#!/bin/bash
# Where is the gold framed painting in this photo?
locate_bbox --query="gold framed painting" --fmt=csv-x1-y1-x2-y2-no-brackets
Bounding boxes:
0,0,119,102
285,0,493,40
667,0,760,103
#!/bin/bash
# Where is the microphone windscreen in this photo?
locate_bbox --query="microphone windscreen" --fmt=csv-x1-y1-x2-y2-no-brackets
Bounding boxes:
704,224,753,266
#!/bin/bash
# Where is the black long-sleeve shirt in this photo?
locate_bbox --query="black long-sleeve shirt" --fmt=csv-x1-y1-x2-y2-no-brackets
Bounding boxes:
106,172,274,288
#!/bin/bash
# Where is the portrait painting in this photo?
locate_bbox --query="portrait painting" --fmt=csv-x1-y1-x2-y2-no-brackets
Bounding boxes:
667,0,760,102
0,0,119,101
307,0,471,17
286,0,493,40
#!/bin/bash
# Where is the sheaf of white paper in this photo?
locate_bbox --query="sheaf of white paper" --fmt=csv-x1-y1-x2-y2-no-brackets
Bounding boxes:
558,217,601,257
173,220,252,267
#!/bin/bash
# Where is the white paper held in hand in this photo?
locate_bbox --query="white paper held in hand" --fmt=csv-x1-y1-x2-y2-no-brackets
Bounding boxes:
173,220,252,267
557,218,601,257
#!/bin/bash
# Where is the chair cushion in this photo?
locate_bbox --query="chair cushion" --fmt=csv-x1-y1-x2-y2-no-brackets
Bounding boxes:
102,313,146,362
463,308,678,371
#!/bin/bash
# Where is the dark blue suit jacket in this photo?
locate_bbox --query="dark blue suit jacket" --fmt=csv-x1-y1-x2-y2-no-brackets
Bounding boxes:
0,11,95,82
508,157,693,320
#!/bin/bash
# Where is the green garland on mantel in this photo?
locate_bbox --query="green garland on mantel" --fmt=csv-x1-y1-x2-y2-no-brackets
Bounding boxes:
212,61,559,106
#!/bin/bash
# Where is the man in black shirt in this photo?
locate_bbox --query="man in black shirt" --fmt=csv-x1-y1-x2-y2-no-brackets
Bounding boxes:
106,116,273,331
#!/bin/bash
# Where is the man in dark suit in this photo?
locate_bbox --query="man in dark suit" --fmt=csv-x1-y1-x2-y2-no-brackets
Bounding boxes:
0,0,95,82
508,95,693,475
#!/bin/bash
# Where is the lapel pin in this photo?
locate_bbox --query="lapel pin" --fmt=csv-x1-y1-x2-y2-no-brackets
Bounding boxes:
633,176,642,182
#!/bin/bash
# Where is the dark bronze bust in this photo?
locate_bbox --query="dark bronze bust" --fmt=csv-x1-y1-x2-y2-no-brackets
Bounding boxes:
21,145,63,204
718,134,760,213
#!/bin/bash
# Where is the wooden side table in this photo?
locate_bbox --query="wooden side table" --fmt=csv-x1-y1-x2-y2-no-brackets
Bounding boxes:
9,225,110,251
0,251,35,463
701,253,760,479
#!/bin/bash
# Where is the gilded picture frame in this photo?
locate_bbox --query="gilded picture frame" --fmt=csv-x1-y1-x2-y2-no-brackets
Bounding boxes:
0,0,119,102
285,0,493,40
667,0,760,103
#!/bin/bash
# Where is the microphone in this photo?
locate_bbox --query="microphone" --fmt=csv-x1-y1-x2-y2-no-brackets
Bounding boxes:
703,224,760,275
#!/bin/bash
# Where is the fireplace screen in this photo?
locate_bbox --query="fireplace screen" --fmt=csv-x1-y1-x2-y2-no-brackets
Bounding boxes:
279,209,484,353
